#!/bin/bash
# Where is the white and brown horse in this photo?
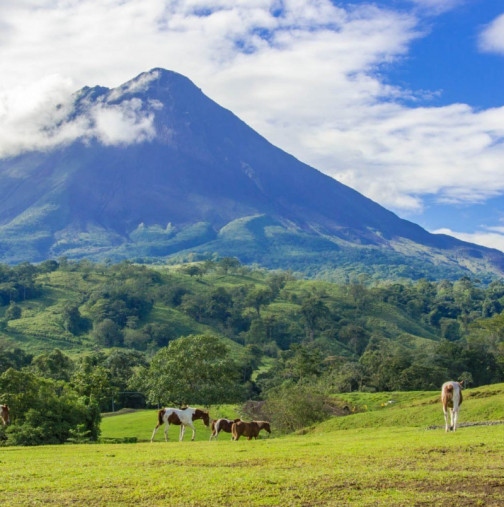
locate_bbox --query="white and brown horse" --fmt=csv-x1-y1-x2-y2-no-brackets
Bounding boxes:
0,404,10,426
231,420,271,441
441,381,463,432
210,418,241,441
151,407,210,442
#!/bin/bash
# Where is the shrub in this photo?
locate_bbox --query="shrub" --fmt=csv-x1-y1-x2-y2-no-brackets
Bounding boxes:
257,383,332,434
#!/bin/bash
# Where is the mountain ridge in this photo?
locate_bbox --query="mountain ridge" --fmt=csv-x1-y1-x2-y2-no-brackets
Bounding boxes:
0,68,502,280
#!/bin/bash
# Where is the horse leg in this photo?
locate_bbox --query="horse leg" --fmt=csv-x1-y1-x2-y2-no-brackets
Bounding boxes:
164,422,170,442
453,408,459,432
188,422,196,441
151,424,160,443
179,424,185,441
443,404,450,432
210,422,218,441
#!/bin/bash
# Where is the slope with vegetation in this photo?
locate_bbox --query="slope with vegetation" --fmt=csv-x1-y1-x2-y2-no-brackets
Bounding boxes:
1,257,504,444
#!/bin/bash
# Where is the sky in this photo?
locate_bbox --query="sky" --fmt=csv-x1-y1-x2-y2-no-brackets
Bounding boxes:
1,0,504,250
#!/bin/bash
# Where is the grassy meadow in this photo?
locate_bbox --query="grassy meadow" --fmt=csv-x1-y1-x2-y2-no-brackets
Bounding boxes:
1,385,504,505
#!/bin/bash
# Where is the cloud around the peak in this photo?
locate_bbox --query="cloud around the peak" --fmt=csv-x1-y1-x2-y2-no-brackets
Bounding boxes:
0,79,157,157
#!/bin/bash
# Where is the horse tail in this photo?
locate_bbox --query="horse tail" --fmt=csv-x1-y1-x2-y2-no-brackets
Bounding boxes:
157,408,165,427
441,383,455,406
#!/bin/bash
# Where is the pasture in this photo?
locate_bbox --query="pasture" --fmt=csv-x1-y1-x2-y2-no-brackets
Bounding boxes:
1,387,504,505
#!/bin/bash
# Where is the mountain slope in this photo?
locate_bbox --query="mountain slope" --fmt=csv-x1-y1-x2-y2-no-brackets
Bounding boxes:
0,68,503,279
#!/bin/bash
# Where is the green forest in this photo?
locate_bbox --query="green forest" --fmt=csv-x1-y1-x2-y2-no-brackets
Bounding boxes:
1,257,503,445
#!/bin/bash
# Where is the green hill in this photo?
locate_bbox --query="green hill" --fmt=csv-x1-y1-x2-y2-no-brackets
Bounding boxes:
1,259,504,404
100,384,504,442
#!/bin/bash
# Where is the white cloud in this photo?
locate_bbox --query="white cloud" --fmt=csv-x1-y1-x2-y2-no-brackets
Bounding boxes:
0,78,156,157
407,0,466,14
434,227,504,252
479,13,504,55
90,98,156,146
0,0,503,223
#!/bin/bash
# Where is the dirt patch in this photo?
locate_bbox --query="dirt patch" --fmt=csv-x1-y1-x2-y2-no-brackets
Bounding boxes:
101,408,140,418
413,476,504,506
302,474,504,506
466,389,502,399
426,420,504,430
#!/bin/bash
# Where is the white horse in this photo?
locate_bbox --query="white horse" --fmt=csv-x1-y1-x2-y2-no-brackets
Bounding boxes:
441,381,463,432
151,407,209,442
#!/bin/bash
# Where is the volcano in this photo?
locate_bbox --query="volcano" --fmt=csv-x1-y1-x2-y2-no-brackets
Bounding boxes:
0,68,502,280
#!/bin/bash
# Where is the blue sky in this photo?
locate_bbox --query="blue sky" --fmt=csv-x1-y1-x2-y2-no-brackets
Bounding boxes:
0,0,504,250
382,0,504,109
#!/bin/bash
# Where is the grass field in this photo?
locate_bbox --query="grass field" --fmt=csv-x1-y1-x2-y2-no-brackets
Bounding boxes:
1,386,504,505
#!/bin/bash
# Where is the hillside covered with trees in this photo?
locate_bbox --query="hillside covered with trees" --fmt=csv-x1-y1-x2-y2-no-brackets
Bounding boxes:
1,258,504,443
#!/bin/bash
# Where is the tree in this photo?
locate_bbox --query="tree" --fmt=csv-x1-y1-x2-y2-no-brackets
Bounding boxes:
0,368,101,445
0,342,32,374
245,287,274,318
30,349,74,382
71,362,116,411
206,287,233,322
338,324,369,355
282,343,324,381
5,302,22,321
62,304,88,335
300,296,328,341
181,264,204,278
137,334,244,405
259,383,331,434
218,257,240,275
92,319,123,347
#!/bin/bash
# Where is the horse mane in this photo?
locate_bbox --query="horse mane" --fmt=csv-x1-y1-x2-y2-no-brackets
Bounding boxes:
157,408,165,427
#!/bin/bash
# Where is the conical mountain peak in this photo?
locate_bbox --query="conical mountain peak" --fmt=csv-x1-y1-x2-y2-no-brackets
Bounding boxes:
0,69,502,279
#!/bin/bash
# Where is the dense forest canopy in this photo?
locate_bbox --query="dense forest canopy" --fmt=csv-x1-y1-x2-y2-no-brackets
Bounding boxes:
1,257,503,442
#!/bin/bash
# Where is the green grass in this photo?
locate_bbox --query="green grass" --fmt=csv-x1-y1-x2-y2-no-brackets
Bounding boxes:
2,387,504,504
322,383,504,431
1,424,503,505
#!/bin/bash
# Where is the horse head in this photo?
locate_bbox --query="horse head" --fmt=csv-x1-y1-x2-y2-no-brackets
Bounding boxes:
258,421,271,433
0,404,10,426
194,409,210,427
201,410,210,427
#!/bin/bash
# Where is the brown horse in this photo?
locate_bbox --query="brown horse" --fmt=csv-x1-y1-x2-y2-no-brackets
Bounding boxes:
151,407,210,442
0,404,10,426
231,420,271,441
210,418,241,440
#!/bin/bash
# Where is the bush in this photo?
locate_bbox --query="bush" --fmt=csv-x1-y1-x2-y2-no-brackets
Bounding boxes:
257,383,332,434
0,368,101,446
